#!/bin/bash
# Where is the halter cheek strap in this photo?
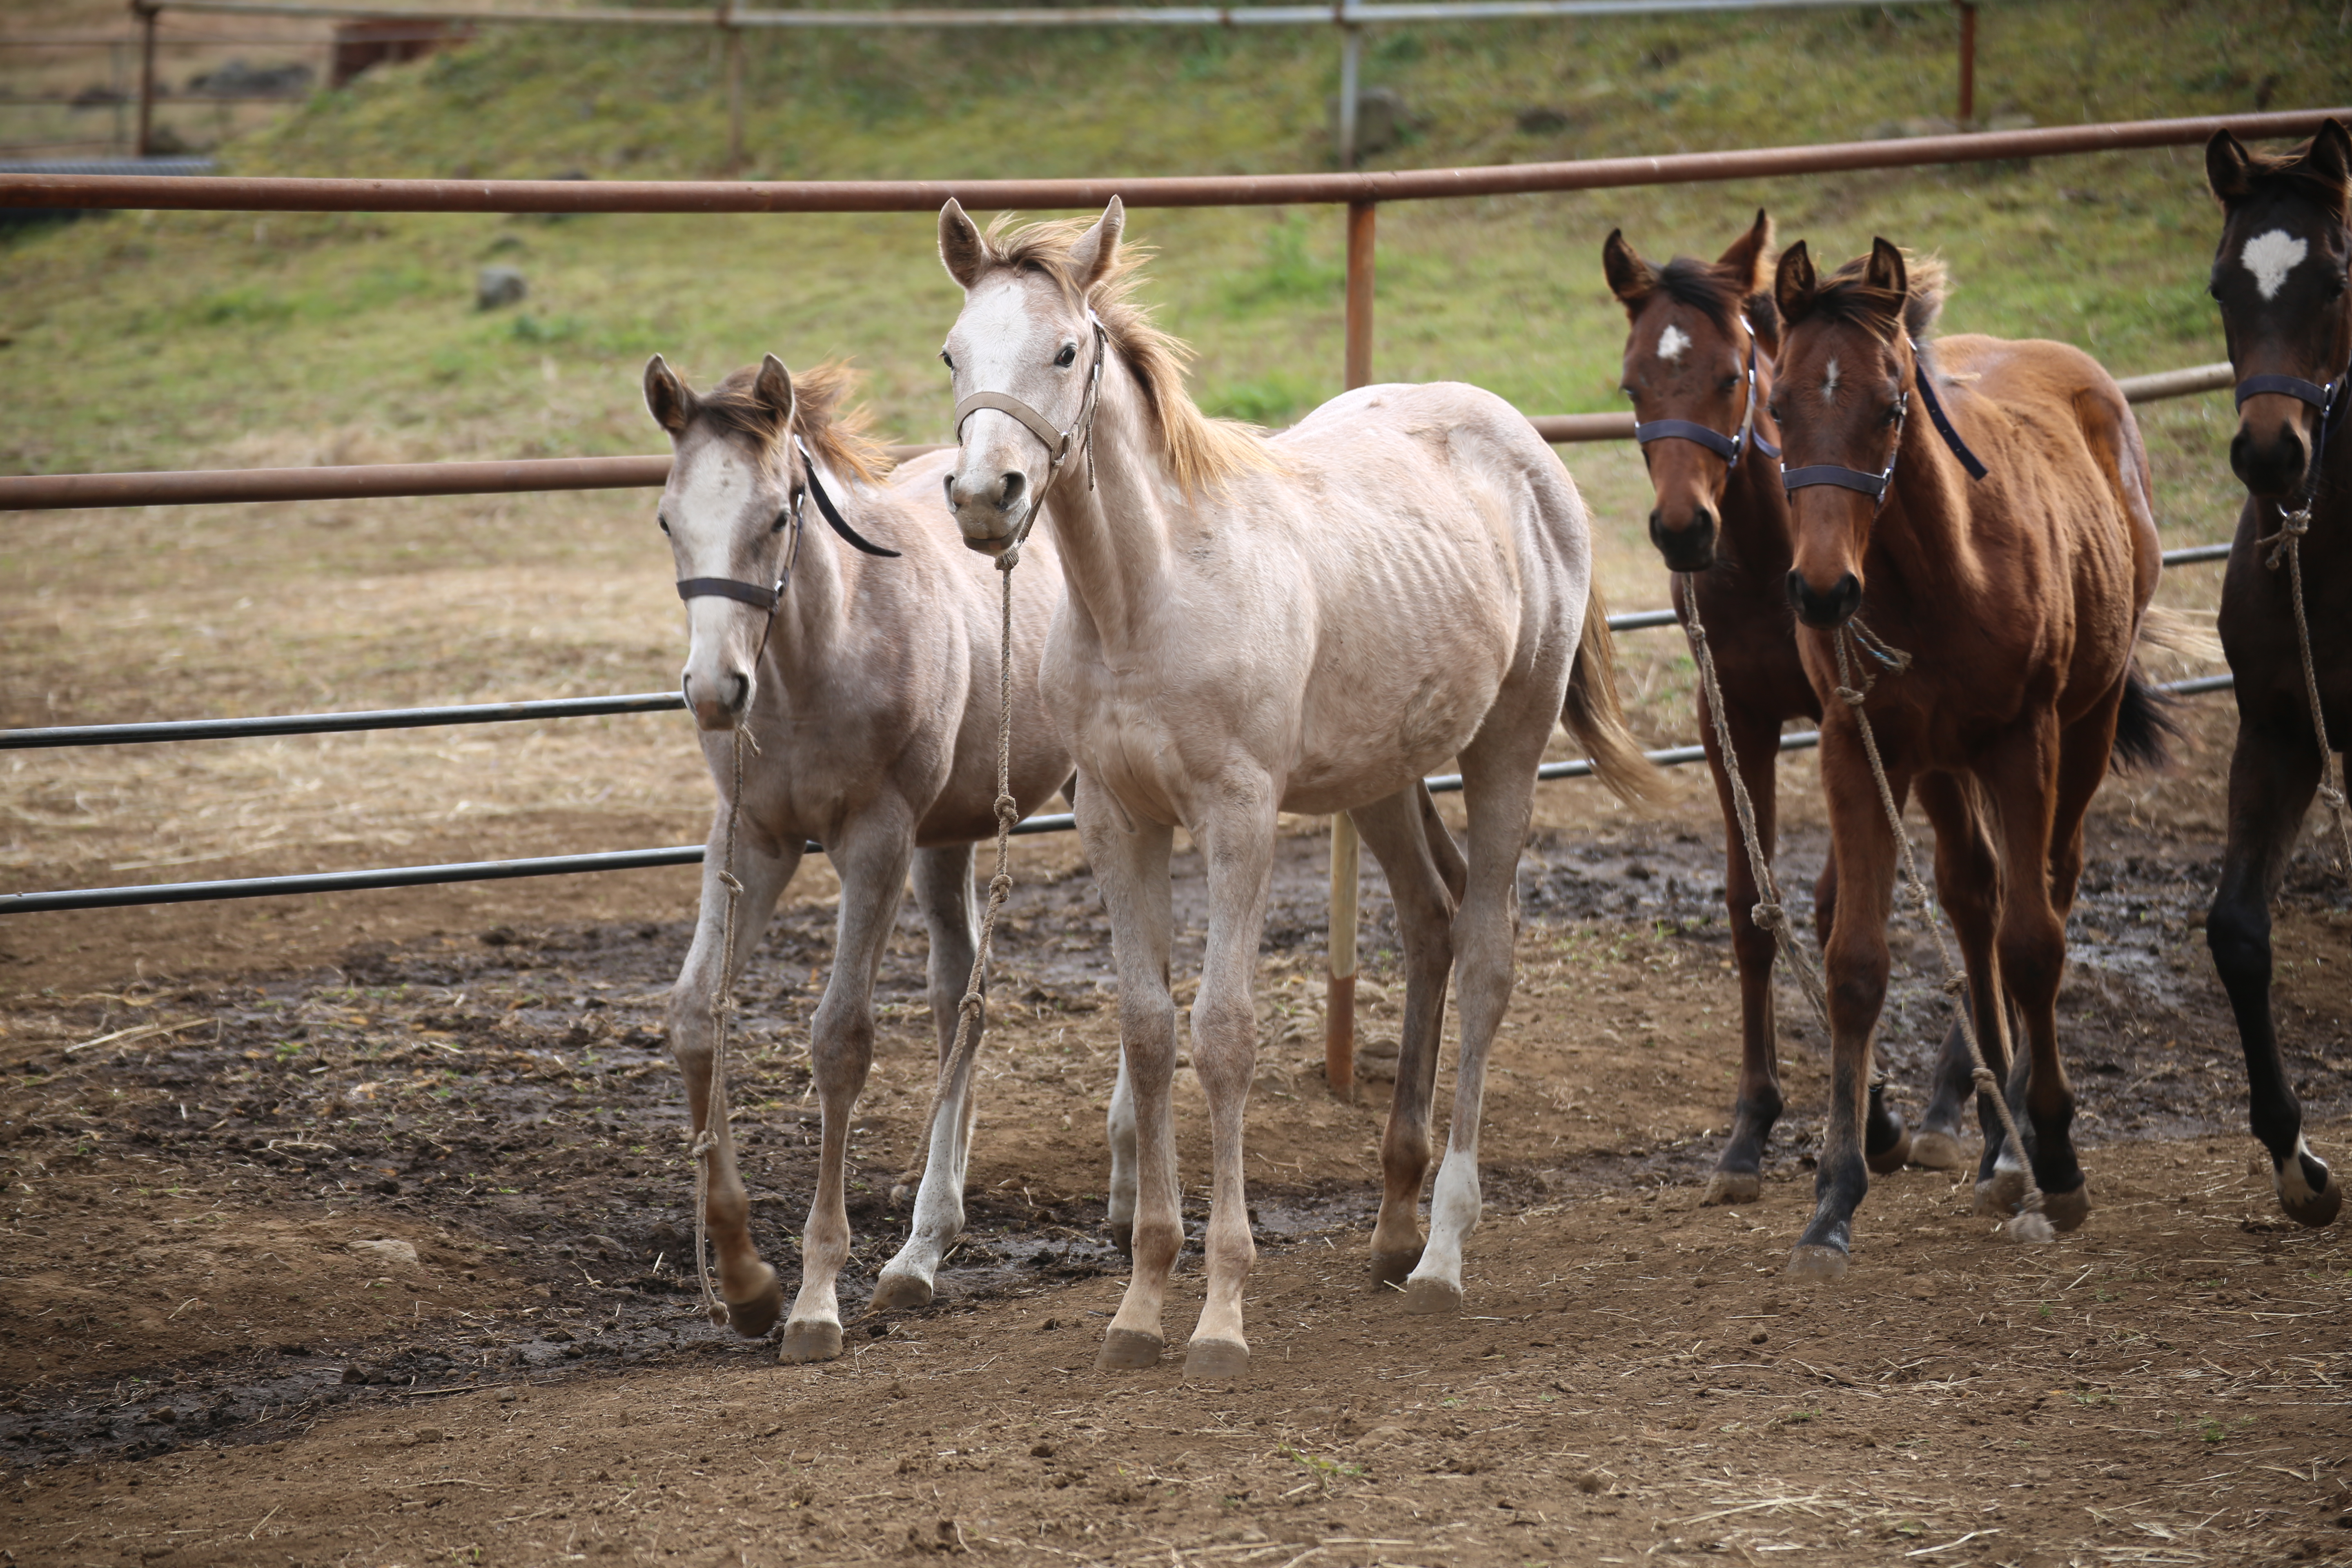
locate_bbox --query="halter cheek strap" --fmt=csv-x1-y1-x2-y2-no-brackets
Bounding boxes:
951,314,1110,566
1781,339,1986,506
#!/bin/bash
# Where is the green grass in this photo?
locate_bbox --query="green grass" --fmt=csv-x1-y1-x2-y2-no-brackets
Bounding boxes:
2,0,2347,563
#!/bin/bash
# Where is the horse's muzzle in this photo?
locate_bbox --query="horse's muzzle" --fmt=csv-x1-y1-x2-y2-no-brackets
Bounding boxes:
684,669,751,732
2230,419,2312,501
1786,568,1862,630
943,467,1030,554
1648,503,1719,574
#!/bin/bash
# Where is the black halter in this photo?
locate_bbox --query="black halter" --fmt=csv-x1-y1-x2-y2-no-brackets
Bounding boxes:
2235,343,2352,460
1633,325,1781,471
675,437,899,613
1781,337,1988,507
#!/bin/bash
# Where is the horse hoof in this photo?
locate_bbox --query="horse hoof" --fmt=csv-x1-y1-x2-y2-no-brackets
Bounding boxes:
1109,1221,1134,1258
1701,1169,1760,1206
1784,1244,1849,1283
868,1270,935,1313
776,1319,843,1364
1866,1130,1913,1176
724,1266,784,1339
2040,1181,2091,1233
2282,1177,2343,1229
1973,1167,2029,1218
1907,1129,1966,1172
1096,1327,1163,1371
1369,1249,1421,1291
1183,1337,1250,1381
1400,1276,1463,1316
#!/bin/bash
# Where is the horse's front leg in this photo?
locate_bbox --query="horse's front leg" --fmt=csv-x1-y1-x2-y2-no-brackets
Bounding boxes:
1347,791,1459,1288
1788,727,1904,1281
875,843,983,1310
779,808,917,1363
1704,696,1793,1205
1181,787,1278,1376
668,813,799,1337
2209,712,2339,1225
1082,797,1178,1370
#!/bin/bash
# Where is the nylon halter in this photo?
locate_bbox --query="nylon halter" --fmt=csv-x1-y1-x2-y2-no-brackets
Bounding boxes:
1632,321,1781,470
674,436,900,614
2235,341,2352,467
1781,336,1988,508
950,313,1110,567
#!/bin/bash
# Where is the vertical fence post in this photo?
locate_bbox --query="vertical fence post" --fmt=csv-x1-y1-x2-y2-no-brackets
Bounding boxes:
1325,197,1376,1101
1955,1,1977,129
134,1,159,157
723,7,746,174
1336,20,1362,169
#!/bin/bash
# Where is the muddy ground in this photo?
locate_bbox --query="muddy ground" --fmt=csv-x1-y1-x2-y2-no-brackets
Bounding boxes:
6,724,2352,1567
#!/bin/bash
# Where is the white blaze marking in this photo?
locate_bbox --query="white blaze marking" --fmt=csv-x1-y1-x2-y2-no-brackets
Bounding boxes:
2241,229,2308,300
1656,323,1691,364
1822,358,1840,401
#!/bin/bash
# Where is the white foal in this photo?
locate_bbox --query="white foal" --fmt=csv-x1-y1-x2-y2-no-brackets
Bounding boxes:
934,200,1658,1379
646,353,1072,1363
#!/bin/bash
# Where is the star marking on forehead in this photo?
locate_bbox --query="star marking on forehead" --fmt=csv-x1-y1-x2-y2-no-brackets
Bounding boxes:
2241,229,2309,301
1822,358,1840,401
1656,323,1691,364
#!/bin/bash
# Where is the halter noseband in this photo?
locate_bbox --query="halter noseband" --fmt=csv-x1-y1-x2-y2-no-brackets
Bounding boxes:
1633,323,1781,471
950,314,1110,566
2234,343,2352,461
675,435,900,614
1781,336,1987,508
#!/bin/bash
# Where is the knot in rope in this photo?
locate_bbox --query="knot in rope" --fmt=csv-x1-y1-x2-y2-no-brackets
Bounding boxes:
690,1129,717,1157
995,792,1021,829
1971,1065,1999,1091
1836,686,1868,709
1750,900,1788,934
2261,506,2312,571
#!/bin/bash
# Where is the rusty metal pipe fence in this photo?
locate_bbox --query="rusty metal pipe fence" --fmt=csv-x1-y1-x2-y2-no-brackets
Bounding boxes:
2,107,2332,921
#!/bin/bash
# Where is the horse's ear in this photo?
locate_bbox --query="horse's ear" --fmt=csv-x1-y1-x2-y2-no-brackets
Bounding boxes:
2207,128,2254,204
1774,240,1817,327
755,354,796,431
939,199,986,291
644,354,693,434
1600,228,1654,312
1065,196,1125,295
1717,209,1773,294
2299,117,2352,203
1864,237,1909,303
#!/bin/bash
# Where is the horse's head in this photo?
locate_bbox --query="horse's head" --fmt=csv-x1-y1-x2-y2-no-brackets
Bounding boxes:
2205,119,2352,503
1771,237,1946,630
644,352,808,730
936,196,1123,556
1603,209,1781,573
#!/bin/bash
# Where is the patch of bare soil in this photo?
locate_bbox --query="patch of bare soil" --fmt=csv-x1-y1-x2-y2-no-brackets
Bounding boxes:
4,744,2351,1565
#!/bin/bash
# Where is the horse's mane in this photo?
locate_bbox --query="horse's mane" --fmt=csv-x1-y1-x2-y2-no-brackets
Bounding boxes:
1807,250,1949,344
2225,135,2351,222
970,214,1274,493
696,361,893,483
1655,254,1781,345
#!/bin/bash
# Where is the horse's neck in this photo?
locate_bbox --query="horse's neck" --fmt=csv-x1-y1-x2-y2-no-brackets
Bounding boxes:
1872,434,1983,631
1038,361,1174,655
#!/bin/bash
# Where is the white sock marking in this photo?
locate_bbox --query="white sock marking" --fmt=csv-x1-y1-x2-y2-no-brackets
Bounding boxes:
1656,323,1691,364
2242,229,2308,301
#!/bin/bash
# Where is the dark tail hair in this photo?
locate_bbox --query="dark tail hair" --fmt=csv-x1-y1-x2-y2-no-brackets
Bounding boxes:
2110,665,2181,775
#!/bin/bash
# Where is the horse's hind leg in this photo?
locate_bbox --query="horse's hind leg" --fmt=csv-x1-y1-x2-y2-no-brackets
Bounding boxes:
874,844,983,1311
1348,790,1459,1289
1910,774,2007,1174
2208,713,2339,1225
1704,698,1795,1205
668,815,799,1339
780,810,917,1363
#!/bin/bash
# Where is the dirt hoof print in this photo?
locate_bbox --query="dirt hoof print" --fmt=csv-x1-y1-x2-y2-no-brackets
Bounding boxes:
868,1271,935,1313
1400,1276,1463,1315
777,1319,844,1364
1907,1130,1967,1172
2041,1183,2091,1233
726,1271,785,1339
1700,1170,1760,1207
1784,1244,1849,1283
1182,1338,1249,1381
1096,1327,1163,1371
1974,1168,2029,1218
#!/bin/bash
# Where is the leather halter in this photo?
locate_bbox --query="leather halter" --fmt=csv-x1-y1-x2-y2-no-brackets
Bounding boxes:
675,436,900,614
1633,325,1781,470
1782,337,1987,507
950,314,1110,564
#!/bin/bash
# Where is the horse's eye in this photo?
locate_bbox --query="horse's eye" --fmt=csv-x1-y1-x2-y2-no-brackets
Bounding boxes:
773,508,791,534
1055,343,1077,369
940,350,954,371
657,515,670,536
1884,403,1903,426
1719,376,1740,394
1767,400,1783,422
2329,271,2350,299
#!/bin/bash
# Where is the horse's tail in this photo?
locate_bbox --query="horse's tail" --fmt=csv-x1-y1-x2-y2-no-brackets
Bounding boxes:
2111,664,2182,775
1565,585,1668,809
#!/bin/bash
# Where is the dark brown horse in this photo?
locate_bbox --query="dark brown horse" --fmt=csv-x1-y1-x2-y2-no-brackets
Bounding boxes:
1771,238,2170,1278
1602,211,1979,1205
2203,118,2352,1229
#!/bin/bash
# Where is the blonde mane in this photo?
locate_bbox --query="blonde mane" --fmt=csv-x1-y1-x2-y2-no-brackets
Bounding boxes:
973,214,1274,494
696,360,893,484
